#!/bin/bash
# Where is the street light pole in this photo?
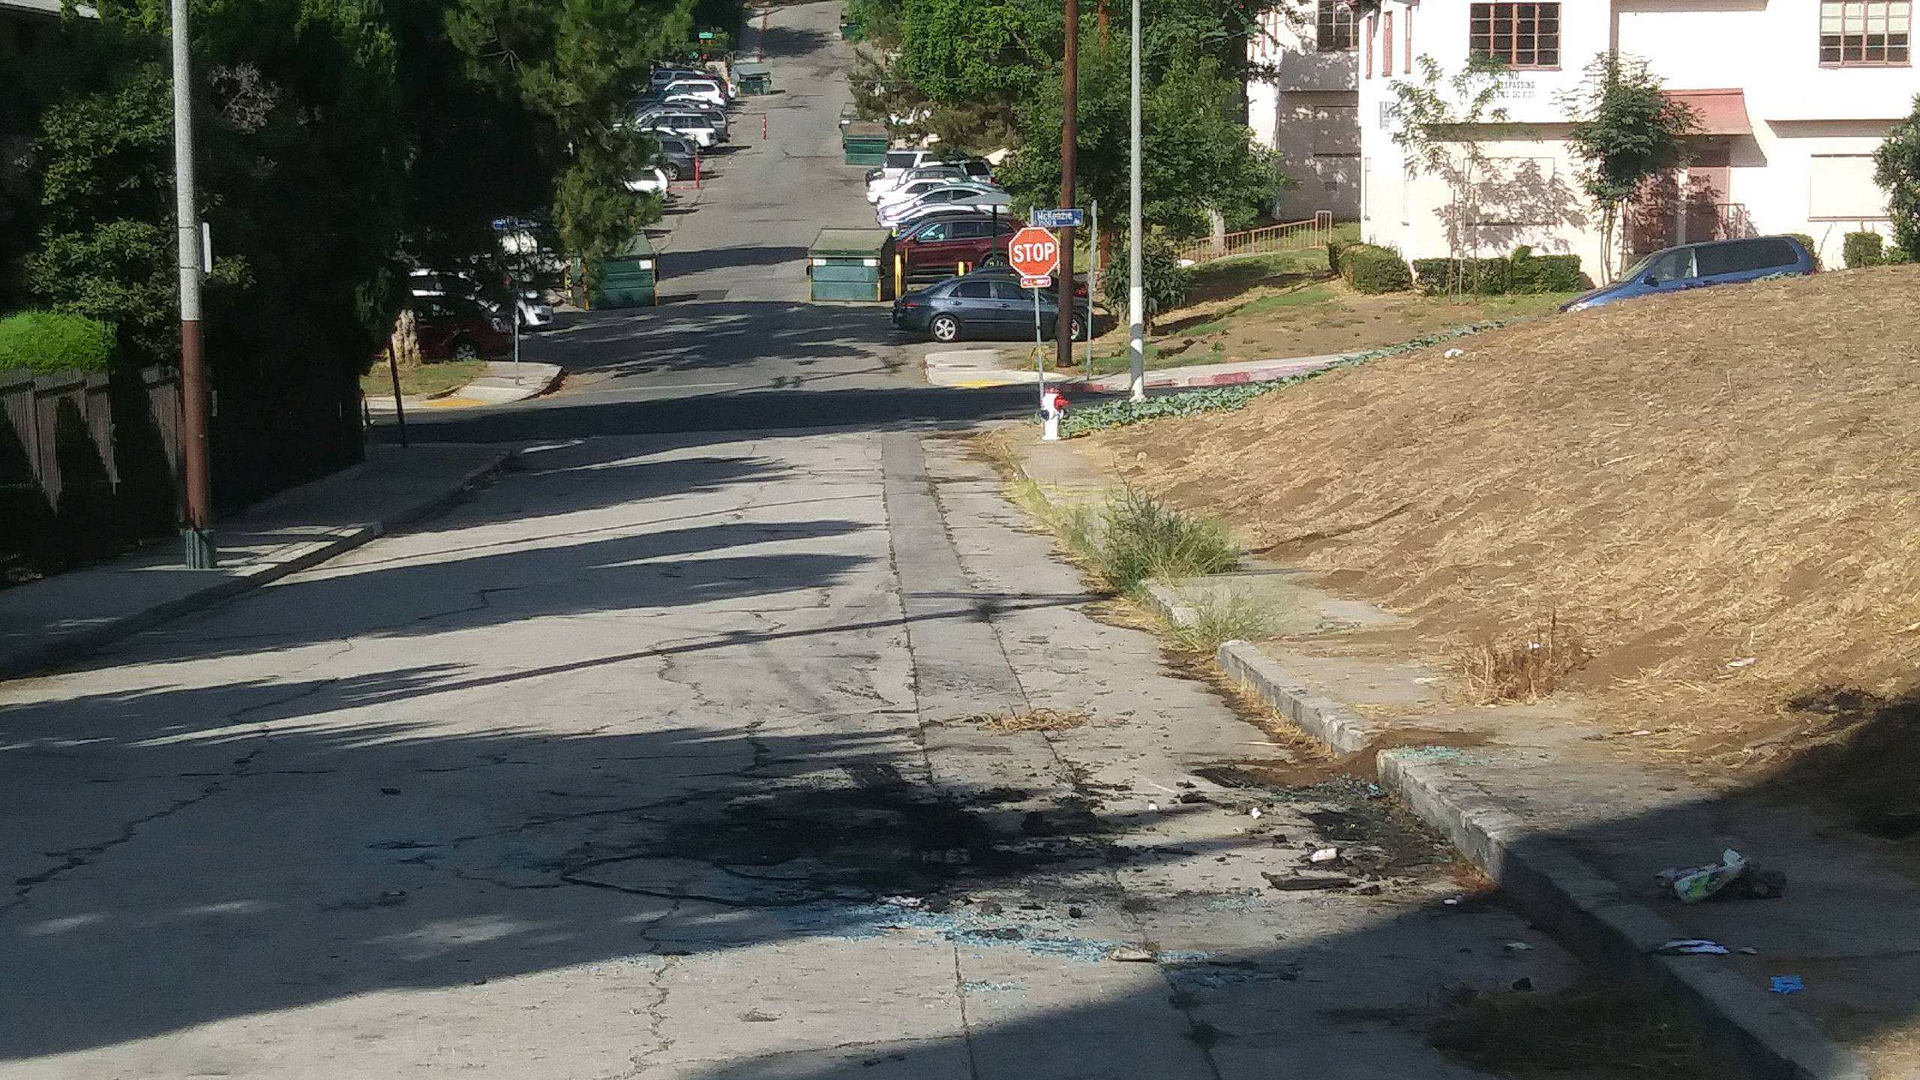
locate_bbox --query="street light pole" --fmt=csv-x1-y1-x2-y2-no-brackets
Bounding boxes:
171,0,215,567
1055,0,1079,369
1127,0,1145,401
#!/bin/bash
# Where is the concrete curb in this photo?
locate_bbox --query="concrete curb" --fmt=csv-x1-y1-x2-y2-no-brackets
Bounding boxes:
1017,460,1869,1080
0,450,510,681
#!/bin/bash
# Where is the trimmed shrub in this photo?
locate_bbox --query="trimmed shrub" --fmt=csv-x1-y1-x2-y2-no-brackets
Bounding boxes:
1785,233,1822,271
1412,257,1512,296
1327,239,1350,276
1510,251,1586,293
1844,231,1886,269
0,311,116,374
1339,243,1413,294
1101,231,1193,330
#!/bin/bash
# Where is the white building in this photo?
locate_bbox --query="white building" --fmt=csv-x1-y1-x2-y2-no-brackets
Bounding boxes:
1248,0,1363,220
1353,0,1913,275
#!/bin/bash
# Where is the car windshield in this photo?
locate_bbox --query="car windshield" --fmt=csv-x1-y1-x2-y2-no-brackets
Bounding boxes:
884,152,918,169
1618,250,1664,282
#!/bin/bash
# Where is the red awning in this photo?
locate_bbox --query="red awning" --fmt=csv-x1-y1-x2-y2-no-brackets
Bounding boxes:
1666,89,1752,137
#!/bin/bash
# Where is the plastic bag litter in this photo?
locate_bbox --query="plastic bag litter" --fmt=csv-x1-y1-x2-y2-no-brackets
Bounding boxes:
1656,849,1787,903
1654,938,1728,955
1770,975,1804,994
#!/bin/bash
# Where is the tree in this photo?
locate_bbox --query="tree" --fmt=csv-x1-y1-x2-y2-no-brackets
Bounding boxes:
1562,53,1698,282
1388,54,1510,285
1874,93,1920,259
995,37,1284,239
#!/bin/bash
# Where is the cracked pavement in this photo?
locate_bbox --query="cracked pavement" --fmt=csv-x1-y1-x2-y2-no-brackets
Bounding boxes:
0,2,1587,1075
0,427,1582,1078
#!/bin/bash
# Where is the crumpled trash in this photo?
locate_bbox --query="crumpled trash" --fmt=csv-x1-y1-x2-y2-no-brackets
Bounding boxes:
1309,847,1340,864
1770,975,1805,994
1656,849,1787,903
1654,938,1728,956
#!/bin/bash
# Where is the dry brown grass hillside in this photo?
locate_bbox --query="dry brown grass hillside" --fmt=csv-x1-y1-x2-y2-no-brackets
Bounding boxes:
1092,265,1920,781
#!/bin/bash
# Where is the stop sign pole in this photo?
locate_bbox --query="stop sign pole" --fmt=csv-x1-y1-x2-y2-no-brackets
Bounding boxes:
1009,226,1061,410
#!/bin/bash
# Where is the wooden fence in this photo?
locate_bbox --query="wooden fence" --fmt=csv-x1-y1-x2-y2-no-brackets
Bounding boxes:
0,366,182,517
1175,211,1336,266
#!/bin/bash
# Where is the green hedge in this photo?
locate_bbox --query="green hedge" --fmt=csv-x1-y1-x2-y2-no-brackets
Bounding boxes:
0,311,116,374
1844,231,1885,268
1338,243,1412,294
1410,248,1585,296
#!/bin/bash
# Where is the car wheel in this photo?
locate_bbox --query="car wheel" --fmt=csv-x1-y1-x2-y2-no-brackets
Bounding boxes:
930,315,961,343
1069,314,1087,342
663,162,682,180
451,338,481,360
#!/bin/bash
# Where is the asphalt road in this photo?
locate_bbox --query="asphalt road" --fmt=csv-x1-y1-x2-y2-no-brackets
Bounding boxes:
389,0,1038,446
0,4,1589,1077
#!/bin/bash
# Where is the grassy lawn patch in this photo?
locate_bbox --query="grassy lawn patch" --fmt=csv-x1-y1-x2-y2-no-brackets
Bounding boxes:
359,358,486,400
1048,230,1575,377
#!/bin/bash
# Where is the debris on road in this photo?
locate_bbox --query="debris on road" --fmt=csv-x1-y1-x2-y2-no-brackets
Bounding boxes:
1310,847,1340,863
1108,945,1156,962
1502,941,1533,953
1262,871,1353,891
1656,849,1786,902
1770,975,1805,994
1654,938,1728,956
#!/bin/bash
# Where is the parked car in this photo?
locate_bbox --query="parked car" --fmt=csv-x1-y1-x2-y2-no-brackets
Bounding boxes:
1561,235,1816,313
625,167,670,195
867,163,968,204
892,274,1090,343
637,110,722,148
880,185,1013,229
515,289,554,330
966,258,1091,299
653,78,728,107
874,174,994,213
413,295,510,360
651,134,697,180
894,214,1022,275
863,149,938,192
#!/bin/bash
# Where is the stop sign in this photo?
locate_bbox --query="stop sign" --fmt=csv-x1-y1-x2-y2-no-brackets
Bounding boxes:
1007,226,1060,279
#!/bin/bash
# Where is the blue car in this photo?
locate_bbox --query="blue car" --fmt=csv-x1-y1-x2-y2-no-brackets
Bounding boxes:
1561,235,1816,313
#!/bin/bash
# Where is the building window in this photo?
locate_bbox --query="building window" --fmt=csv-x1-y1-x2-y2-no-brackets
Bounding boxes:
1316,0,1357,52
1820,1,1912,66
1383,11,1394,75
1470,2,1561,69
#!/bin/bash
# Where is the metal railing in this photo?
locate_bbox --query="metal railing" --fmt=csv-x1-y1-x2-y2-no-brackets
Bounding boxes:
1174,210,1335,266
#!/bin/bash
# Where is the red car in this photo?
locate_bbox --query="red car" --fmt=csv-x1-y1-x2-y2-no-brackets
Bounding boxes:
895,215,1022,277
413,296,510,360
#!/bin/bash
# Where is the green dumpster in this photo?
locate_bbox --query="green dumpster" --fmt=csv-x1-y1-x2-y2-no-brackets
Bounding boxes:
809,228,892,302
734,61,772,95
587,234,659,309
838,102,857,132
842,122,888,167
839,14,862,40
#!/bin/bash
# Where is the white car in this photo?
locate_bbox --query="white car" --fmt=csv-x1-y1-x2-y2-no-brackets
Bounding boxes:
867,164,969,204
862,149,938,197
625,167,670,195
656,79,727,107
639,117,717,148
515,291,554,330
877,185,1013,229
873,175,982,212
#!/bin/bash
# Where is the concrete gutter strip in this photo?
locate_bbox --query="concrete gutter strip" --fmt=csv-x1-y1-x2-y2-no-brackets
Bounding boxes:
1019,458,1869,1080
0,450,510,681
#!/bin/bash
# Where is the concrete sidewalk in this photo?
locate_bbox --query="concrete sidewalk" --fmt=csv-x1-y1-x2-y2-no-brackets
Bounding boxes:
923,348,1346,391
0,442,509,681
1015,440,1901,1080
365,360,562,412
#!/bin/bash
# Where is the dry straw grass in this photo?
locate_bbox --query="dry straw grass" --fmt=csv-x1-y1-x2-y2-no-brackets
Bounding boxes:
1092,265,1920,769
961,707,1094,732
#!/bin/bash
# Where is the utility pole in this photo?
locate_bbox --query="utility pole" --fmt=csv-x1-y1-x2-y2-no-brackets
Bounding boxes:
171,0,215,567
1055,0,1079,369
1127,0,1145,401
